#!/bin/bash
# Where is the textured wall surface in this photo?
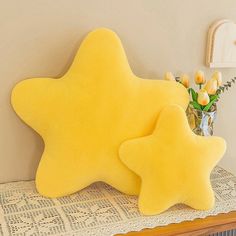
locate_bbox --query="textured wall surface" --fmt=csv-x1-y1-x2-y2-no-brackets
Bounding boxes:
0,0,236,183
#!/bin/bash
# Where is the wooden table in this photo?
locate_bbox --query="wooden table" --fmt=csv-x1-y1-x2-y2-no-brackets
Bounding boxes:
119,211,236,236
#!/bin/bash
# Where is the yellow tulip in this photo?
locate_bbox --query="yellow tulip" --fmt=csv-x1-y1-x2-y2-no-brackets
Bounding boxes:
212,71,222,87
194,70,206,85
180,74,190,88
164,72,175,81
204,78,218,95
197,89,210,106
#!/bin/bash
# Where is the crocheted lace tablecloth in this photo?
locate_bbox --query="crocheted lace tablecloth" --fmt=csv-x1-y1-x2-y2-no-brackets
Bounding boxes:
0,166,236,236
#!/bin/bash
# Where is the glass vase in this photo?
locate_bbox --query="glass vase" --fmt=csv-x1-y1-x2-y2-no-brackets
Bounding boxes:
186,104,217,136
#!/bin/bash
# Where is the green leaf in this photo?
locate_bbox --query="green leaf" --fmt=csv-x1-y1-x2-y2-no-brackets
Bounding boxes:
190,101,202,110
209,94,219,102
189,88,198,102
203,97,218,112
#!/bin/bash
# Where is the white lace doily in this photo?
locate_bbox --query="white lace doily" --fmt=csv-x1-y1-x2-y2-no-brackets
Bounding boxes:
0,166,236,236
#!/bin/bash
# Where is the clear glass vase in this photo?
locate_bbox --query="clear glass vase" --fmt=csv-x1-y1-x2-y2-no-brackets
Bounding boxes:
186,105,217,136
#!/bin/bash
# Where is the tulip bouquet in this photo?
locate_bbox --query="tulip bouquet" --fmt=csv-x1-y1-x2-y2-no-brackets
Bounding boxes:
164,70,235,112
163,71,235,136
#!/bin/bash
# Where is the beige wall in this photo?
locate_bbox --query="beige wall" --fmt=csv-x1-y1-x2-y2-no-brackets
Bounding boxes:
0,0,236,183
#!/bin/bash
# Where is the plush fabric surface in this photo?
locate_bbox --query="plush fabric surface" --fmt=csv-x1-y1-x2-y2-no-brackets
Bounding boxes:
11,28,189,198
0,167,236,236
120,105,226,215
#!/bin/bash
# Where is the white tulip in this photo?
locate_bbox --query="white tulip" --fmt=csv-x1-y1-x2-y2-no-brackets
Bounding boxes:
197,89,210,106
163,72,175,81
180,74,190,88
194,70,206,85
212,71,222,87
204,78,218,95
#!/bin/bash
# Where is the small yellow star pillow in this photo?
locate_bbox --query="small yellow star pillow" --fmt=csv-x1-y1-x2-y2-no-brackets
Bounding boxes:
11,28,189,198
120,104,226,215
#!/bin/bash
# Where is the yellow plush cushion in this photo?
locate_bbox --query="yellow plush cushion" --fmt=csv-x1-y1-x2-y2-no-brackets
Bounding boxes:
11,28,189,198
120,104,226,215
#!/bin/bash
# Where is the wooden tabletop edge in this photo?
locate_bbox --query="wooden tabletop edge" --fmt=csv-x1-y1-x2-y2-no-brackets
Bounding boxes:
117,211,236,236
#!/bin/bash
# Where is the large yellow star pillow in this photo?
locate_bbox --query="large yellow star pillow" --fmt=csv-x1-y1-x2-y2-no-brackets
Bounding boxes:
11,28,189,198
120,104,226,215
